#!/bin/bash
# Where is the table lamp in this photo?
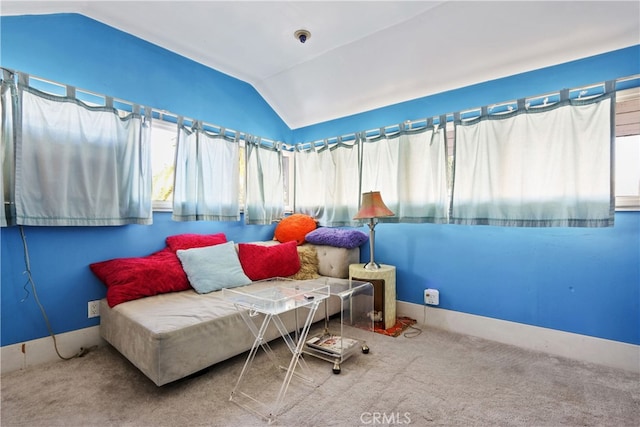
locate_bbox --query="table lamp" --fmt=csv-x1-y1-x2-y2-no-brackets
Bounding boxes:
353,191,394,270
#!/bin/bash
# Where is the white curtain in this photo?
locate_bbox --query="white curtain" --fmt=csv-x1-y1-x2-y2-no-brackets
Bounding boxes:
244,136,284,225
360,123,449,223
172,122,241,221
15,84,152,226
294,138,360,226
1,70,17,227
451,87,615,227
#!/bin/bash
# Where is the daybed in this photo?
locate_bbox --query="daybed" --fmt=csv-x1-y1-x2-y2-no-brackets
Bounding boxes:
94,230,363,386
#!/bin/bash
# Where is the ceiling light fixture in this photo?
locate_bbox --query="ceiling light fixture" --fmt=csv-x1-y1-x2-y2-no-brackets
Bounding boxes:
294,29,311,44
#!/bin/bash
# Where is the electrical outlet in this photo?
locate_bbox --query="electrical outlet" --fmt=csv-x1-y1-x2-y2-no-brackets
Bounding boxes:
424,288,439,306
88,300,100,318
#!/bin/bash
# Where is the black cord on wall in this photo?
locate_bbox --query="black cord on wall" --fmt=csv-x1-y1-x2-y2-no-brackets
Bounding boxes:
19,226,91,360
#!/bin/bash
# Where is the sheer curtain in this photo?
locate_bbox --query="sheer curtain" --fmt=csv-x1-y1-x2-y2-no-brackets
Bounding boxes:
15,82,152,226
451,84,615,227
360,121,449,223
294,137,360,226
1,70,17,226
244,136,284,225
172,121,241,221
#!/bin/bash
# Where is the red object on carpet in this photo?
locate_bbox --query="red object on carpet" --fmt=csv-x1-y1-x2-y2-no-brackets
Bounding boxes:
374,316,417,337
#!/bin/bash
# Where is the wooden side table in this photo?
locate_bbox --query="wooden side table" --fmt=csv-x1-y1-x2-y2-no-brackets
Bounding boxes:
349,264,396,330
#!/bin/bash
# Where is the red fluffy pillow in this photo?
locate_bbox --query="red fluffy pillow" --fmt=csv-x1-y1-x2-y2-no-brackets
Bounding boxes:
165,233,227,252
237,241,301,281
274,214,317,245
90,248,190,307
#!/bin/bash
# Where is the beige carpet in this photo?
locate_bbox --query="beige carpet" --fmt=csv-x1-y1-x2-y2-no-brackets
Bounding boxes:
2,322,638,427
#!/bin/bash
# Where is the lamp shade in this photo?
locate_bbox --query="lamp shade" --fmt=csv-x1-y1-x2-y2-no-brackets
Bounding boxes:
353,191,394,219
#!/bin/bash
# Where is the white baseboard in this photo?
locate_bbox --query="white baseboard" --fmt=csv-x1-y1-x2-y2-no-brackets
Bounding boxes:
398,301,640,374
1,326,104,375
3,306,638,375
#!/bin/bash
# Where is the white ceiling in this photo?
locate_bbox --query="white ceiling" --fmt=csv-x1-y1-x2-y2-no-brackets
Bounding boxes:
2,1,639,129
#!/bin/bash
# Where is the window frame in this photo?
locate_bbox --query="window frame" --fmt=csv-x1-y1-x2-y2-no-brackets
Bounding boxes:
282,149,294,212
150,117,178,212
615,87,640,211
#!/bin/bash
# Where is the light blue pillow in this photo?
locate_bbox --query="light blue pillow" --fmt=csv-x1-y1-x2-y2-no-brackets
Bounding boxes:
177,241,251,294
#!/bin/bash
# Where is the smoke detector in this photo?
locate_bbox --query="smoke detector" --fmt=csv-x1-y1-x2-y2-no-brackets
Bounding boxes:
294,29,311,44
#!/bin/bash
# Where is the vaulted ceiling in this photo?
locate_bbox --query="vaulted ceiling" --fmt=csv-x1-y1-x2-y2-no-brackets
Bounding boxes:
2,1,639,129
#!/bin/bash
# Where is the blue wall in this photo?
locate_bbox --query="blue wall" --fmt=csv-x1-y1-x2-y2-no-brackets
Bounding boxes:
292,46,640,142
293,44,640,346
371,214,639,344
1,14,638,348
0,13,291,141
0,214,276,346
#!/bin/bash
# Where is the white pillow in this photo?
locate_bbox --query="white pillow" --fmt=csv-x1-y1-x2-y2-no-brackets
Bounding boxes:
177,241,251,294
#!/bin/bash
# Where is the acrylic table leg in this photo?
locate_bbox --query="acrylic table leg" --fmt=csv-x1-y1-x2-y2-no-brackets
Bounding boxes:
269,300,320,419
230,310,276,400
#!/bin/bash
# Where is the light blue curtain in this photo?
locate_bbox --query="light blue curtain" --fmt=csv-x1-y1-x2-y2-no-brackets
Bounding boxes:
172,121,241,221
451,84,615,227
1,70,17,227
244,136,284,225
294,137,360,226
360,120,449,223
15,80,152,226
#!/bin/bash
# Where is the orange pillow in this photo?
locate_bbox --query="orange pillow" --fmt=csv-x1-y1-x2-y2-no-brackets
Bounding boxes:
274,214,317,245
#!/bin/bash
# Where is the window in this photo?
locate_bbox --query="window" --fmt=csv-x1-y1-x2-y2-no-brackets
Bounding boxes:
615,87,640,211
151,118,177,211
282,150,293,211
238,144,246,209
150,119,256,214
5,69,289,218
443,86,639,212
15,81,151,226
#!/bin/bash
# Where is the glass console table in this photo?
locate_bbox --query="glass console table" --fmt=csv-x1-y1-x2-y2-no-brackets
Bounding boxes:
303,278,374,374
222,278,329,424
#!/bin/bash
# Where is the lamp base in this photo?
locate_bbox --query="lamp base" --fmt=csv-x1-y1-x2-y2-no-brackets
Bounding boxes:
363,262,381,270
